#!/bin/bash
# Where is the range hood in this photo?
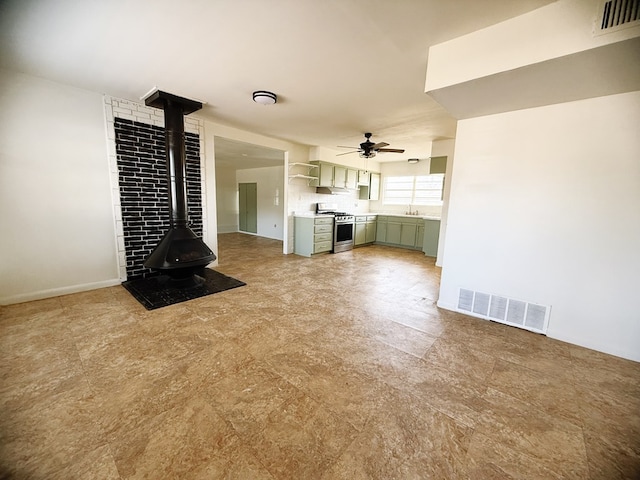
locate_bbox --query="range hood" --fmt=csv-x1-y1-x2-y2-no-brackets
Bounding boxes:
316,186,351,195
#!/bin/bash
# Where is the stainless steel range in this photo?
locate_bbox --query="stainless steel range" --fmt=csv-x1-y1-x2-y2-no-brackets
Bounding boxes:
316,203,354,253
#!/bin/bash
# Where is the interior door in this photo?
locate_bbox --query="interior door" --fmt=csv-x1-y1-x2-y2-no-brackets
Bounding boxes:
238,182,257,234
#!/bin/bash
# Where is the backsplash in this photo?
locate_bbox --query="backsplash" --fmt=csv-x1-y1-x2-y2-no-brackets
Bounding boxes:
369,202,442,217
288,184,370,215
287,183,442,217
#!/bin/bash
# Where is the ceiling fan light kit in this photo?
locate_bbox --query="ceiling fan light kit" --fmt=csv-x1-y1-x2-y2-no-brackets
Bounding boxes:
337,132,405,159
252,90,277,105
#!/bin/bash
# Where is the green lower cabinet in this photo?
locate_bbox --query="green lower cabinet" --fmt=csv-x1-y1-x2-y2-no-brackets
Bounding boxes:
386,221,402,244
374,215,439,254
399,223,417,247
375,220,387,242
416,224,425,249
354,222,367,246
422,219,441,257
355,215,377,247
384,218,418,247
294,216,334,257
365,221,377,243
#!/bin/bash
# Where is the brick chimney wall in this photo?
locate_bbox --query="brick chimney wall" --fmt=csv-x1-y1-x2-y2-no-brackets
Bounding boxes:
103,96,206,280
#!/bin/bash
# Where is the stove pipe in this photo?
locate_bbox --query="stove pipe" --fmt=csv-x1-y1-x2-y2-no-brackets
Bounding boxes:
142,90,216,279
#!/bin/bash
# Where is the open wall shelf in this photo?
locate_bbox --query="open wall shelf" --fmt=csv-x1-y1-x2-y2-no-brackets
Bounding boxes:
288,163,319,185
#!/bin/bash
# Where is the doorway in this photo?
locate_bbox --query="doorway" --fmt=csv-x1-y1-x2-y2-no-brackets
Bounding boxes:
238,182,257,234
213,137,286,248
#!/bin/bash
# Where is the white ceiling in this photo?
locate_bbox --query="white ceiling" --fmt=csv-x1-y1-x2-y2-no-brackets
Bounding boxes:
214,137,284,169
0,0,555,162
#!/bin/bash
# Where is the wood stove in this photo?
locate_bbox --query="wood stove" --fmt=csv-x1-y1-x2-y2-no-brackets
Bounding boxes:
142,90,215,283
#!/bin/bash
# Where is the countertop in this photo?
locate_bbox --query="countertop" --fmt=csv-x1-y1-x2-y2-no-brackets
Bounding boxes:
294,212,441,220
372,213,441,221
293,213,332,218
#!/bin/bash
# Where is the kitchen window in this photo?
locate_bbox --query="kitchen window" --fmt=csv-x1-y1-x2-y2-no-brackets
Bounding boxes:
383,174,444,205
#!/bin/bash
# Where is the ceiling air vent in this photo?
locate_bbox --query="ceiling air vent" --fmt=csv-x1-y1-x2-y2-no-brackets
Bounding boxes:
597,0,640,33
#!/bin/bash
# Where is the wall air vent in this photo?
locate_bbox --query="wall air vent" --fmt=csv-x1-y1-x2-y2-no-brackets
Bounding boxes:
597,0,640,34
457,288,551,334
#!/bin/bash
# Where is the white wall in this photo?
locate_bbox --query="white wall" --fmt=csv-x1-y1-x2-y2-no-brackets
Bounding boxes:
237,166,285,241
0,69,119,303
438,91,640,361
431,139,456,266
0,70,314,302
425,0,640,91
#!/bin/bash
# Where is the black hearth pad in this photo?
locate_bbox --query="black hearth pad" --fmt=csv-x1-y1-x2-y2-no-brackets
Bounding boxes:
122,269,246,310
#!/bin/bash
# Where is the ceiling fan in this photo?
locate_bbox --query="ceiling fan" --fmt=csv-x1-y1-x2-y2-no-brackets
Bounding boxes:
337,132,405,159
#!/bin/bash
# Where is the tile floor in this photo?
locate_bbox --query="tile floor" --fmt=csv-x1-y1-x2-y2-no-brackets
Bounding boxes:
1,232,639,479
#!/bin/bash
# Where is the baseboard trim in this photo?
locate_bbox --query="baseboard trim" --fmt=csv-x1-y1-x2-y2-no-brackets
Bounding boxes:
0,278,122,305
217,225,238,234
546,330,640,363
437,299,640,363
436,299,459,312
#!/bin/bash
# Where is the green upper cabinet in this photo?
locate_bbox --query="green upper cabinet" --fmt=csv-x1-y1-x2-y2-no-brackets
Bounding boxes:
357,170,369,186
346,169,358,189
429,156,447,174
313,161,359,189
334,166,347,188
369,172,380,200
359,172,380,200
317,162,335,187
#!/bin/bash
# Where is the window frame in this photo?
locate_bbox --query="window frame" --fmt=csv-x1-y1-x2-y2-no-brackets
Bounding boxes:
382,174,444,206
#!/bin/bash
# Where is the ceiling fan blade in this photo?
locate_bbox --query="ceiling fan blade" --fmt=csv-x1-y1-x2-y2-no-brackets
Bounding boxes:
372,142,389,149
377,148,405,153
337,145,359,149
336,150,359,156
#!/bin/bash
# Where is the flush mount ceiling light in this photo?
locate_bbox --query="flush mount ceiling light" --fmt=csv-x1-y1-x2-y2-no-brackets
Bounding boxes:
252,90,277,105
408,158,419,164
